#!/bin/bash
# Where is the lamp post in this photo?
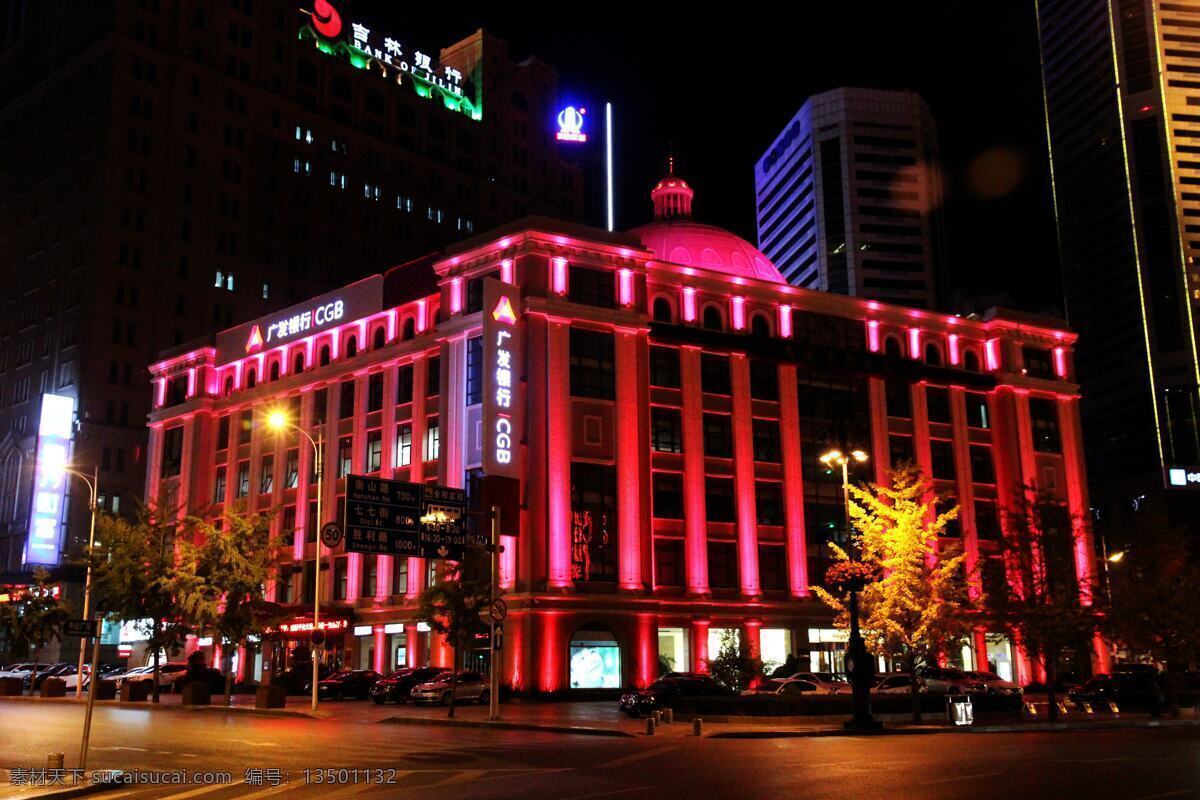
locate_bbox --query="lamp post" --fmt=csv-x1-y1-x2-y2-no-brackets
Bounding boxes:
819,447,880,730
60,465,100,701
266,410,323,712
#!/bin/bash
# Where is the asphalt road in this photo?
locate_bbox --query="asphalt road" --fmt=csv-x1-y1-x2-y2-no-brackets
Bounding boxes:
3,703,1200,800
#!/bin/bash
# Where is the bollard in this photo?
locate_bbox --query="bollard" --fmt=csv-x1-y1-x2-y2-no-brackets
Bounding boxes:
651,710,661,724
645,717,656,736
693,718,703,736
1057,701,1070,716
47,753,64,770
1082,702,1094,715
1109,702,1120,715
663,708,673,724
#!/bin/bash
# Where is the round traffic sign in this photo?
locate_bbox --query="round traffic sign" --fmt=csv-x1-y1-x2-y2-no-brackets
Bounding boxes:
320,522,343,548
311,630,326,648
489,598,507,622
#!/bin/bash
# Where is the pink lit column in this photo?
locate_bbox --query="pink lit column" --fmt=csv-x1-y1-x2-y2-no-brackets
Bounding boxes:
546,319,573,590
615,328,644,591
635,613,656,688
439,335,467,489
867,377,890,483
777,364,809,597
1056,395,1096,603
949,387,981,598
407,354,428,599
294,391,315,562
679,346,709,595
373,626,387,673
691,619,710,673
729,354,760,597
376,366,398,599
744,619,762,662
346,373,369,602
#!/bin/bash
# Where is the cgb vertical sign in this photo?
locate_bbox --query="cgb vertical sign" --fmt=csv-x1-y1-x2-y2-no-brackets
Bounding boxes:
25,393,74,567
482,278,523,480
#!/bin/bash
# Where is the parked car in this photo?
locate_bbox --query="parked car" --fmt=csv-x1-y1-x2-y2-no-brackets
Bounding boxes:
1111,663,1160,676
25,663,72,689
275,665,333,695
410,671,489,705
317,669,382,700
369,667,449,704
61,665,91,691
123,663,190,689
109,666,153,687
619,672,724,716
775,671,850,695
0,663,50,681
741,678,821,697
964,670,1023,697
873,673,917,695
915,666,987,694
1069,673,1166,709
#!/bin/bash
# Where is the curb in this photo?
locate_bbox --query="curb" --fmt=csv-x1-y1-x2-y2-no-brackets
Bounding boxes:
706,718,1200,738
380,715,636,738
0,771,125,800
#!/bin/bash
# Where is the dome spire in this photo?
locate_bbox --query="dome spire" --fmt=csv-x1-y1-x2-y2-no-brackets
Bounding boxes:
651,151,693,220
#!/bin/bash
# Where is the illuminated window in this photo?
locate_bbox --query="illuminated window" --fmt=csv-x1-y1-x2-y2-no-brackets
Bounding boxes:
966,392,990,429
425,418,440,461
285,449,299,489
395,424,412,467
236,461,250,497
366,430,382,473
213,466,227,503
650,408,683,453
337,436,352,478
570,462,618,582
259,455,274,494
649,346,680,388
465,336,483,405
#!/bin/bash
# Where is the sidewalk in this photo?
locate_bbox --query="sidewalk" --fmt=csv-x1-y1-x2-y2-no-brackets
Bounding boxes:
0,769,123,800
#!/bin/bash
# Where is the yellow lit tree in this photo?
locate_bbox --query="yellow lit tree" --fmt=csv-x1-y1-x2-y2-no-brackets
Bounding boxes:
814,462,975,722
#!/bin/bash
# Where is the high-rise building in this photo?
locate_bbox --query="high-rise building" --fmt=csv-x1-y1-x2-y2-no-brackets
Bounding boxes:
0,1,582,594
754,87,945,310
1036,0,1200,511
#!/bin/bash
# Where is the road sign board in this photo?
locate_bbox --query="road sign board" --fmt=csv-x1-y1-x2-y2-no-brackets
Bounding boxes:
320,522,343,548
344,475,467,560
489,598,507,622
492,622,504,651
63,619,96,638
311,630,326,647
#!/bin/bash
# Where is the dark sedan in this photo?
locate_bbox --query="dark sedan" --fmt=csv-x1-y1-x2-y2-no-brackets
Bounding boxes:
369,667,449,704
1069,673,1165,710
618,673,724,717
317,669,382,700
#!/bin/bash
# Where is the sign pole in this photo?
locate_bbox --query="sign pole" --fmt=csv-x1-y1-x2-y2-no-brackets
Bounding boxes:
312,429,323,713
489,505,501,721
79,617,101,771
75,466,99,700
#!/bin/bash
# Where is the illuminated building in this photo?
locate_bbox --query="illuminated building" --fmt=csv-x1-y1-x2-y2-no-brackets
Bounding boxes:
0,2,583,584
755,88,946,310
1037,1,1200,513
147,174,1105,689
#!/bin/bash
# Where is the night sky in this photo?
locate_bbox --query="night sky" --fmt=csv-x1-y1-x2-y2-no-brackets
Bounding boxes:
360,2,1058,313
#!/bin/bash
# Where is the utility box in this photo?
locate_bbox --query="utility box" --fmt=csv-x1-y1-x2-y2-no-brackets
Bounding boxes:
946,694,974,726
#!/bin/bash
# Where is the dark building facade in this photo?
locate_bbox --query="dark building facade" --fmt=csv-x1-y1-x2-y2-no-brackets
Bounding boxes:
0,0,582,606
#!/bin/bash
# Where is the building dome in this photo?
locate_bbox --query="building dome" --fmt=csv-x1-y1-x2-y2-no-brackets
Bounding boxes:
630,158,787,284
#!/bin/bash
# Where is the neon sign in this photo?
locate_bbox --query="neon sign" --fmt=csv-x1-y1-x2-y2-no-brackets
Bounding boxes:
311,0,342,38
483,279,523,480
556,106,588,143
25,394,74,567
1167,466,1200,489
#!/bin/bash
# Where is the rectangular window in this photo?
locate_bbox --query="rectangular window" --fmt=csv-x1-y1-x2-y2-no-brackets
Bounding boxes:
755,482,783,525
238,412,252,444
703,414,733,458
926,386,951,424
652,473,684,519
1029,397,1061,453
650,407,683,453
568,265,615,308
213,466,227,503
425,417,440,461
303,560,316,604
426,358,440,397
396,424,413,467
705,477,736,522
749,360,778,400
889,434,914,466
361,555,378,599
236,461,250,497
259,455,274,494
367,373,383,412
391,557,409,595
314,388,328,425
333,557,348,601
759,544,786,591
649,346,681,388
217,416,231,450
886,379,911,418
339,380,355,419
396,364,414,404
930,439,956,480
966,392,990,429
707,541,738,589
752,419,781,462
570,462,619,582
569,328,616,399
285,449,299,489
700,353,731,395
338,436,352,478
969,445,995,484
1023,346,1054,379
654,538,685,587
974,499,1001,540
162,427,184,477
465,336,484,405
366,430,382,473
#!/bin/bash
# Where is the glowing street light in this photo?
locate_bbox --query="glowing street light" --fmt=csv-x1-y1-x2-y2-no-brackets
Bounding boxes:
265,408,324,713
1107,550,1126,564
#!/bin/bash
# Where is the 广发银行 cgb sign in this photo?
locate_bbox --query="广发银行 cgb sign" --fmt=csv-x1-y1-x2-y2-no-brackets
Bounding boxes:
483,279,523,481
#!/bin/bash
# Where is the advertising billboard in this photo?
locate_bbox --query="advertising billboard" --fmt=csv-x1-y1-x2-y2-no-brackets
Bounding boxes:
24,393,74,567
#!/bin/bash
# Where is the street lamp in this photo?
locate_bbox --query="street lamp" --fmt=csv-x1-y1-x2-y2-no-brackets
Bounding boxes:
266,409,324,712
818,447,880,730
53,464,100,701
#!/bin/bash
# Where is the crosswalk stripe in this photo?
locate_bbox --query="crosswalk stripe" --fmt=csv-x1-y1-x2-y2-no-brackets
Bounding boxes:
158,779,245,800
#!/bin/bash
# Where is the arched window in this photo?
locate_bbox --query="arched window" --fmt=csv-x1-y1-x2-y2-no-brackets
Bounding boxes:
269,361,280,382
402,318,416,341
924,343,943,366
319,345,331,367
373,327,386,350
750,312,771,338
245,368,257,389
293,352,305,374
652,297,674,323
963,349,981,373
884,336,902,358
346,336,358,358
224,376,234,396
702,304,724,331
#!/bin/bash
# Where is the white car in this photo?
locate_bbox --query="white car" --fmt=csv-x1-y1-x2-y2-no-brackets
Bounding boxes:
741,677,823,697
874,673,917,694
61,666,91,690
122,663,188,688
0,663,50,680
777,671,850,695
964,670,1022,696
110,666,152,687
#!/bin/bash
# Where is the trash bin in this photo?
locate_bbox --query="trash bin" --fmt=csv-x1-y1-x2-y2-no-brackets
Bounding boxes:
946,694,973,726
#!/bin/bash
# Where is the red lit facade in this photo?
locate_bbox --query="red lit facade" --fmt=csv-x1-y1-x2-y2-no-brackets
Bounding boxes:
146,178,1108,690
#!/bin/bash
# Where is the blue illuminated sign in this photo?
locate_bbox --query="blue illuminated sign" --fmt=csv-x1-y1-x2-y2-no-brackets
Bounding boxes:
556,105,587,143
25,393,74,567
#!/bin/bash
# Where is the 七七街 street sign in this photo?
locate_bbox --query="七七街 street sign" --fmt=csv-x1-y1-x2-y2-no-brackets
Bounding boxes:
344,475,467,560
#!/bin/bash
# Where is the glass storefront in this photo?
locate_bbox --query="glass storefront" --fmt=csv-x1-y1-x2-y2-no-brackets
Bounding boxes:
569,626,621,688
986,633,1014,682
657,627,689,674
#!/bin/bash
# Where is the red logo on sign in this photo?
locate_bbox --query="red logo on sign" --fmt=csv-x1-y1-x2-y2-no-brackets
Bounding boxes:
245,325,264,353
312,0,342,39
491,297,517,325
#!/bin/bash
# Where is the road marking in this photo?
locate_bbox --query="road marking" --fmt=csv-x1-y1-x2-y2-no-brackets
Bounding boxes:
921,771,1002,786
158,779,245,800
230,781,297,800
432,769,492,786
594,747,679,769
94,746,150,752
558,787,653,800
